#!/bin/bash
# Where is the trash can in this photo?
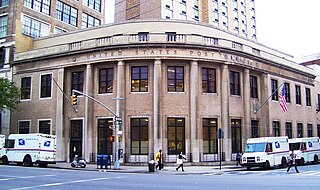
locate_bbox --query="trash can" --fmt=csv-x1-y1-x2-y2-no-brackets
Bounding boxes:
148,160,155,172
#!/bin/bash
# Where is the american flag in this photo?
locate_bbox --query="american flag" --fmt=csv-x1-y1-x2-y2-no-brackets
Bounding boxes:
279,86,288,112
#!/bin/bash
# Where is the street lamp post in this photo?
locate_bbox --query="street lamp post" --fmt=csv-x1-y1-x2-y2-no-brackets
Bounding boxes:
114,96,123,170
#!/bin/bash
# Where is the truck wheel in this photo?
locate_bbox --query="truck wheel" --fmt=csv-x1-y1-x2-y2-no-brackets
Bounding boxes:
280,157,287,168
2,156,9,165
313,155,319,164
263,161,270,170
23,156,33,167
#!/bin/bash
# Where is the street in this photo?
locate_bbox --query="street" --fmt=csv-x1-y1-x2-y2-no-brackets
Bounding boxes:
0,164,320,190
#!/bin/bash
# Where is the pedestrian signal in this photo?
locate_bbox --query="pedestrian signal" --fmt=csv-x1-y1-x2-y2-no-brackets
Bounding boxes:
110,135,115,142
71,93,78,106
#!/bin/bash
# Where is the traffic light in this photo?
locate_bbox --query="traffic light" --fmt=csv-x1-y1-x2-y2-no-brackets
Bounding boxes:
109,135,115,142
71,93,78,106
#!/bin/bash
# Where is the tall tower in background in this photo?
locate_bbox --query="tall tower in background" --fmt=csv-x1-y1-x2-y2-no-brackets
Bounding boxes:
0,0,105,135
115,0,257,40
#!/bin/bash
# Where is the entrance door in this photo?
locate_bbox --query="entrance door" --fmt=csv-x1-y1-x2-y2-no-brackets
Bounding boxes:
70,120,83,162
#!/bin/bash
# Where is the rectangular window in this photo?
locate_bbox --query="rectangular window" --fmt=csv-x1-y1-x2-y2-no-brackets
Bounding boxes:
21,77,31,100
284,83,290,103
307,124,313,137
0,0,9,7
138,32,149,42
167,66,184,92
40,74,52,98
71,71,84,93
22,15,49,38
250,75,258,98
168,118,185,155
56,0,78,27
19,121,30,134
54,27,67,34
306,88,311,106
251,120,259,138
99,68,113,94
231,119,241,153
82,12,100,29
131,118,149,155
83,0,101,12
24,0,50,15
98,119,113,155
285,122,292,139
0,15,7,38
203,118,217,154
39,120,51,134
271,79,278,101
297,123,303,137
317,124,320,138
230,71,240,95
295,85,301,105
273,121,280,137
131,66,148,92
202,68,216,93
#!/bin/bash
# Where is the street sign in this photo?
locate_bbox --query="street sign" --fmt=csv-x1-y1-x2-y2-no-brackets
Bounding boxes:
217,128,224,139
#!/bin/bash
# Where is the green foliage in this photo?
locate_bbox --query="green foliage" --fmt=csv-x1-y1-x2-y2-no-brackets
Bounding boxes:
0,78,20,112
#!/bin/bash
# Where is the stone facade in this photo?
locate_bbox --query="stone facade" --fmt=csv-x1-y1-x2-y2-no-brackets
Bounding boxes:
12,20,318,164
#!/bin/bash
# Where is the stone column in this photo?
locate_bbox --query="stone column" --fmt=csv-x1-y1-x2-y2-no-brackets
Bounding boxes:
243,69,250,145
117,60,126,161
153,59,162,154
260,73,270,136
84,64,94,161
221,64,231,161
190,60,199,162
55,68,65,161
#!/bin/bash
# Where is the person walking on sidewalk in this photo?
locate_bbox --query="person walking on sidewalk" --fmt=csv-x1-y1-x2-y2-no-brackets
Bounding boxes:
287,147,299,173
176,152,186,172
155,149,163,170
236,152,242,166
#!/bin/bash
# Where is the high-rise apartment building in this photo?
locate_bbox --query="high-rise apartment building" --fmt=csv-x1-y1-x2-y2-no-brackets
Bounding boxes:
0,0,105,135
115,0,257,40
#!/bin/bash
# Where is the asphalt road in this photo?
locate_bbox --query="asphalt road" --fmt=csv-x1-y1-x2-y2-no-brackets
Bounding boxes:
0,164,320,190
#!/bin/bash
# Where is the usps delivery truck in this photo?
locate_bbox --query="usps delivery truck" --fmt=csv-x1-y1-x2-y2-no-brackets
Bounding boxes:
242,136,290,170
0,133,56,167
289,137,320,165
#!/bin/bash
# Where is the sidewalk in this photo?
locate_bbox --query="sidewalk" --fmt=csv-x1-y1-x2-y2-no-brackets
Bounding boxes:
50,162,245,174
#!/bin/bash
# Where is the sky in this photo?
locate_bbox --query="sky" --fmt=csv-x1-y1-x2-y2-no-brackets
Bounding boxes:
104,0,320,63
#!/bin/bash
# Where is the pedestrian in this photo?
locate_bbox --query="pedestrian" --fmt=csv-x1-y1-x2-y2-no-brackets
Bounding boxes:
176,152,186,172
236,152,242,166
287,147,299,173
155,149,163,170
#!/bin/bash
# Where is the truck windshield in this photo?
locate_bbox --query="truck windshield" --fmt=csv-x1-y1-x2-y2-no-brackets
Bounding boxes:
289,142,300,150
245,143,266,153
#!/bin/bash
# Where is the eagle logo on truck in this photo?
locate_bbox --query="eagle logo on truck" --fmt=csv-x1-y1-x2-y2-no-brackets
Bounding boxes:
44,141,51,147
275,142,280,148
18,139,25,146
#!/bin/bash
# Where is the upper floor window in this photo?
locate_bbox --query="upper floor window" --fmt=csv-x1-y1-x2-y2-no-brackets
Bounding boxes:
71,71,84,93
273,121,280,137
297,123,303,137
131,66,148,92
285,122,292,139
167,66,184,92
56,1,78,27
284,82,290,103
22,15,49,38
230,71,240,95
99,68,113,94
307,124,313,137
40,74,52,98
24,0,50,15
306,87,311,106
83,0,101,12
251,120,259,138
39,120,51,134
19,121,30,134
0,15,7,38
82,13,100,29
250,75,258,98
0,0,9,7
271,79,278,101
295,85,301,105
21,77,31,100
202,68,216,93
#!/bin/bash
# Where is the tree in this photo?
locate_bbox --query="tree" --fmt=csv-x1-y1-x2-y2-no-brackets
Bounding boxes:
0,78,20,112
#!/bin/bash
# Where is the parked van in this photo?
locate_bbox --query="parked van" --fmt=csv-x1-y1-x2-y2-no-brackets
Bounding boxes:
288,137,320,165
242,136,289,170
0,133,56,167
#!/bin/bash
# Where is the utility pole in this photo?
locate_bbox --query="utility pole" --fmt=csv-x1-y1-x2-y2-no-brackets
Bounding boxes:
114,96,124,170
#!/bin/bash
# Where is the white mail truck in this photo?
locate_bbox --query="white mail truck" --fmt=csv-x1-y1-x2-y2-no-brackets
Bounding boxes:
242,136,290,170
0,133,56,167
0,135,5,159
289,137,320,165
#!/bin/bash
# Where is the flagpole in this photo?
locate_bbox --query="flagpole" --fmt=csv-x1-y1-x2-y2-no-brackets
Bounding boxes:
254,82,285,114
